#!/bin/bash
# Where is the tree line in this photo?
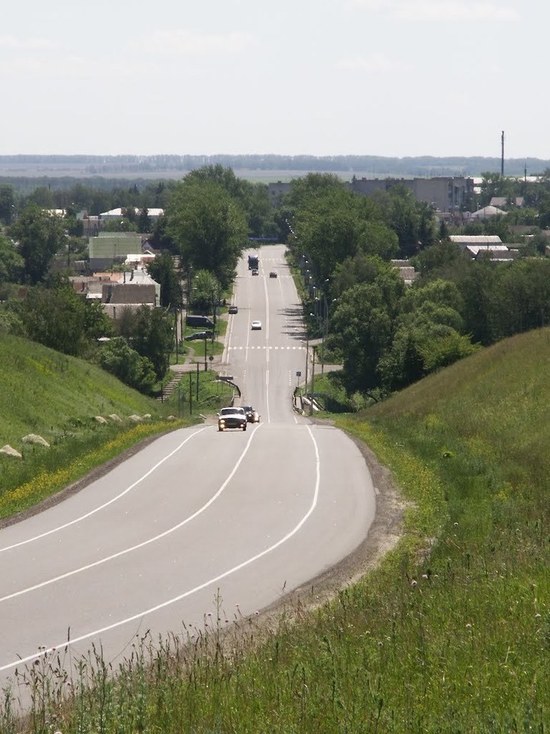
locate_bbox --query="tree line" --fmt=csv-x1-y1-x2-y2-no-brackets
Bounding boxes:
285,173,550,401
0,166,549,400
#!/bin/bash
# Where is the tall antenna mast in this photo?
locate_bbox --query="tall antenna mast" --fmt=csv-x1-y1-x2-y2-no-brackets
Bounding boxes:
501,130,504,177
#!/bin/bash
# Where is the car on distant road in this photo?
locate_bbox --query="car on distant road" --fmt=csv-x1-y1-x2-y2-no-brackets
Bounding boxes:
228,305,238,314
251,268,259,276
217,407,247,432
251,320,262,330
185,331,213,341
242,405,260,423
269,271,277,278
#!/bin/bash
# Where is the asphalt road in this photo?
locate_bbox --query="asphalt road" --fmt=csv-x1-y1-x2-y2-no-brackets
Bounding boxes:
0,244,376,701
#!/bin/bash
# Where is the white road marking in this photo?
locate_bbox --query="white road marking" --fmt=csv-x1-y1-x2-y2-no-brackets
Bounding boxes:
0,426,263,603
0,427,209,554
0,425,321,673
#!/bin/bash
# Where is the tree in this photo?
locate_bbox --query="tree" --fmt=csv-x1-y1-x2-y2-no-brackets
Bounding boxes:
0,234,24,283
98,337,157,394
19,280,112,356
137,207,152,233
131,305,173,379
166,179,248,290
146,252,182,309
330,265,405,392
412,240,463,279
0,185,15,225
9,204,66,284
149,214,177,252
285,173,346,212
376,278,477,392
190,269,222,314
373,185,436,256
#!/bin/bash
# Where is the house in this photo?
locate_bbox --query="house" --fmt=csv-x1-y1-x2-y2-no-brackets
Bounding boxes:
391,259,418,286
489,196,524,208
449,235,517,262
70,263,161,319
88,232,146,270
350,176,474,213
450,235,504,249
467,205,506,219
99,207,164,225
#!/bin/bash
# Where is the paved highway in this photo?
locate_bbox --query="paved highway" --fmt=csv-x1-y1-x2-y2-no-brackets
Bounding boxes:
0,244,376,699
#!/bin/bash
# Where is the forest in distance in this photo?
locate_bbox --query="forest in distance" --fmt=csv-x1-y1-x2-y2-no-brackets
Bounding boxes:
1,153,549,181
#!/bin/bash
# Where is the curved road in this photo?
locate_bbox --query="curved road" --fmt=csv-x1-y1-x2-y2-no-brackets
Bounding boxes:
0,244,376,700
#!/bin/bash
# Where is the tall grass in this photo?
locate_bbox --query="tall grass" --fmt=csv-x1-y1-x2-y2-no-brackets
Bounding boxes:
2,329,548,732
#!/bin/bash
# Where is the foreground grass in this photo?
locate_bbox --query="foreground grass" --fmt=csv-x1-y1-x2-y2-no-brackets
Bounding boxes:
2,330,549,732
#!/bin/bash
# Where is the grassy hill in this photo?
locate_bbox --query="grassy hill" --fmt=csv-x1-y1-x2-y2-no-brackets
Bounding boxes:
1,330,548,732
0,334,177,519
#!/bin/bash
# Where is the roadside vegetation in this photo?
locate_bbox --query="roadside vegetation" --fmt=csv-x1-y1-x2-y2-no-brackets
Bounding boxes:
0,334,232,521
1,328,547,733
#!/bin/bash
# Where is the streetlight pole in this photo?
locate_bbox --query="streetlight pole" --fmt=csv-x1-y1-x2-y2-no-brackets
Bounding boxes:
310,347,316,416
304,333,309,405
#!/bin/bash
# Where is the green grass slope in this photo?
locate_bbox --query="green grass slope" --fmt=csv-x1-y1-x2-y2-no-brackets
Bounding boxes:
0,334,174,517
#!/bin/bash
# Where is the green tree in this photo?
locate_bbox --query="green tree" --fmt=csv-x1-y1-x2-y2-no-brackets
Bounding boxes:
149,214,177,252
9,204,66,284
412,240,464,279
19,281,112,356
137,207,152,233
378,279,477,391
166,179,247,290
0,234,24,283
493,259,550,336
0,185,15,225
190,269,222,315
131,305,173,379
98,336,157,393
182,165,275,237
373,185,436,256
286,173,345,212
330,264,405,392
146,252,182,309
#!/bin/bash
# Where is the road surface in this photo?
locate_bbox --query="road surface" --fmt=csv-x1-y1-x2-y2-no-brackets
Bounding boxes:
0,244,377,702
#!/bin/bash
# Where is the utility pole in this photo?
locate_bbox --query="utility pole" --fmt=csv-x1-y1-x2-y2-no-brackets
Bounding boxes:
304,334,309,404
310,347,316,416
501,130,505,177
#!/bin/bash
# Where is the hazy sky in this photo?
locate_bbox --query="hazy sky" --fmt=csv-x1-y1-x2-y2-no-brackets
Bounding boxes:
2,0,548,159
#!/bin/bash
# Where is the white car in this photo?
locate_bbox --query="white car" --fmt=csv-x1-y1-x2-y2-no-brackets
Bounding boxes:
217,406,247,431
251,320,262,330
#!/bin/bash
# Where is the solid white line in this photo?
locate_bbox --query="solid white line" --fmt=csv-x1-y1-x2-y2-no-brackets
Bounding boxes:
0,427,209,554
0,425,320,673
0,426,263,603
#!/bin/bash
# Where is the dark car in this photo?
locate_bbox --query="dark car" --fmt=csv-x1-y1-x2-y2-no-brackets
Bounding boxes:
185,331,213,341
241,405,260,423
217,407,247,432
269,271,278,278
186,315,214,328
228,305,238,314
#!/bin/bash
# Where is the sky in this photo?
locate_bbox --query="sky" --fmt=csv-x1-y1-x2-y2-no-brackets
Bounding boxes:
1,0,549,160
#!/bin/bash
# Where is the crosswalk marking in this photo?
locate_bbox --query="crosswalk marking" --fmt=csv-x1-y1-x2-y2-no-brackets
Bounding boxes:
227,345,305,350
